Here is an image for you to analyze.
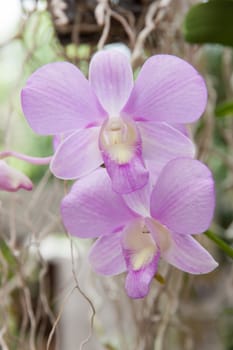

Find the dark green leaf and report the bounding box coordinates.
[183,1,233,47]
[215,101,233,117]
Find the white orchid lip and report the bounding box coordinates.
[123,218,158,271]
[132,229,157,270]
[99,117,138,164]
[126,218,172,271]
[123,217,172,272]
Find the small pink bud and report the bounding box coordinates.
[0,160,33,192]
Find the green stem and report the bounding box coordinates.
[204,230,233,259]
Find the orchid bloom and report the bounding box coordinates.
[61,158,218,299]
[0,160,33,192]
[21,51,206,193]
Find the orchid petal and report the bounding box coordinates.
[89,232,126,275]
[150,158,215,235]
[61,168,137,238]
[171,123,189,136]
[122,181,151,217]
[50,127,102,179]
[21,62,106,135]
[123,55,207,123]
[53,131,73,151]
[122,219,159,298]
[89,50,133,115]
[163,233,218,274]
[138,122,195,184]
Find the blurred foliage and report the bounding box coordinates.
[204,45,227,103]
[184,0,233,246]
[0,239,17,280]
[215,101,233,118]
[183,1,233,47]
[219,308,233,350]
[205,231,233,259]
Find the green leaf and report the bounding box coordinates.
[215,101,233,117]
[0,240,17,267]
[204,230,233,259]
[183,1,233,47]
[0,240,18,281]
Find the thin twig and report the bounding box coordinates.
[46,286,77,350]
[62,180,96,350]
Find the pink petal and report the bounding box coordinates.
[89,50,133,115]
[21,62,106,135]
[123,55,207,123]
[171,123,189,136]
[102,148,149,194]
[50,127,102,179]
[150,158,215,235]
[162,233,218,274]
[122,181,151,217]
[61,168,137,238]
[0,160,33,192]
[89,232,126,275]
[121,219,160,299]
[53,131,73,151]
[138,122,195,184]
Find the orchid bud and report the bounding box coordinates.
[0,160,33,192]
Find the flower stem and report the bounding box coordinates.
[0,151,52,165]
[204,230,233,259]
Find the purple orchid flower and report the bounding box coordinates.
[21,51,206,193]
[61,157,218,299]
[0,160,33,192]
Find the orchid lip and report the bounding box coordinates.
[124,217,173,272]
[122,209,176,272]
[123,218,158,271]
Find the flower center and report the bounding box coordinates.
[132,230,157,270]
[99,117,138,164]
[123,219,158,271]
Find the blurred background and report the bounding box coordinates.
[0,0,233,349]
